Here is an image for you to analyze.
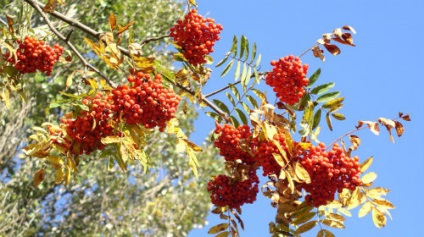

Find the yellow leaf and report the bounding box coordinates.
[323,229,335,237]
[208,223,229,234]
[326,212,345,222]
[215,231,229,237]
[295,161,311,184]
[183,139,202,152]
[188,0,197,6]
[55,169,65,184]
[118,21,135,35]
[272,153,286,168]
[361,172,377,185]
[372,208,387,228]
[47,156,63,169]
[109,12,117,31]
[360,156,373,172]
[131,55,155,73]
[294,221,317,234]
[33,169,46,187]
[367,187,390,199]
[373,199,395,209]
[358,202,372,218]
[101,136,123,144]
[348,135,360,152]
[320,219,345,229]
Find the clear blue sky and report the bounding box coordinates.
[188,0,424,236]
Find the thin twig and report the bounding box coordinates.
[0,18,8,27]
[24,0,115,87]
[140,35,170,46]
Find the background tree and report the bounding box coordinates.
[0,1,222,236]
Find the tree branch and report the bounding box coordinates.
[24,0,115,87]
[26,0,229,121]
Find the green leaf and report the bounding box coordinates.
[297,93,311,111]
[316,92,341,103]
[255,54,262,67]
[310,82,335,95]
[323,97,344,109]
[212,99,231,115]
[215,53,230,67]
[231,35,238,56]
[228,83,240,100]
[240,35,247,59]
[326,112,333,131]
[220,59,234,78]
[225,92,236,106]
[240,63,247,84]
[302,101,314,126]
[250,42,257,64]
[246,95,259,109]
[230,116,240,128]
[241,102,251,114]
[206,111,221,121]
[307,68,321,87]
[332,113,346,120]
[234,61,241,80]
[49,102,61,109]
[312,109,322,130]
[235,108,248,124]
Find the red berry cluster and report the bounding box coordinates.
[55,92,114,155]
[300,143,361,207]
[207,169,259,209]
[4,36,63,76]
[265,55,309,105]
[253,134,290,176]
[214,124,255,165]
[170,9,223,66]
[111,72,180,132]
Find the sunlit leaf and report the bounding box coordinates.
[371,208,386,228]
[361,172,377,184]
[206,111,222,122]
[230,116,240,128]
[367,187,390,199]
[239,35,247,59]
[358,202,372,218]
[228,83,240,100]
[295,161,311,184]
[322,97,344,109]
[360,156,373,173]
[234,61,241,80]
[246,95,258,109]
[292,211,316,225]
[342,25,357,34]
[226,92,236,106]
[321,219,344,229]
[357,121,380,135]
[373,199,395,209]
[348,135,360,151]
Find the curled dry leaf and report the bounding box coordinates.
[323,43,341,56]
[312,45,325,61]
[342,25,357,34]
[34,168,46,187]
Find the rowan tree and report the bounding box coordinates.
[0,1,411,237]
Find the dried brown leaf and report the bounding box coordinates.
[109,12,117,31]
[323,43,341,56]
[342,25,357,34]
[312,45,325,61]
[371,208,386,228]
[394,121,404,137]
[34,168,46,187]
[208,223,229,234]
